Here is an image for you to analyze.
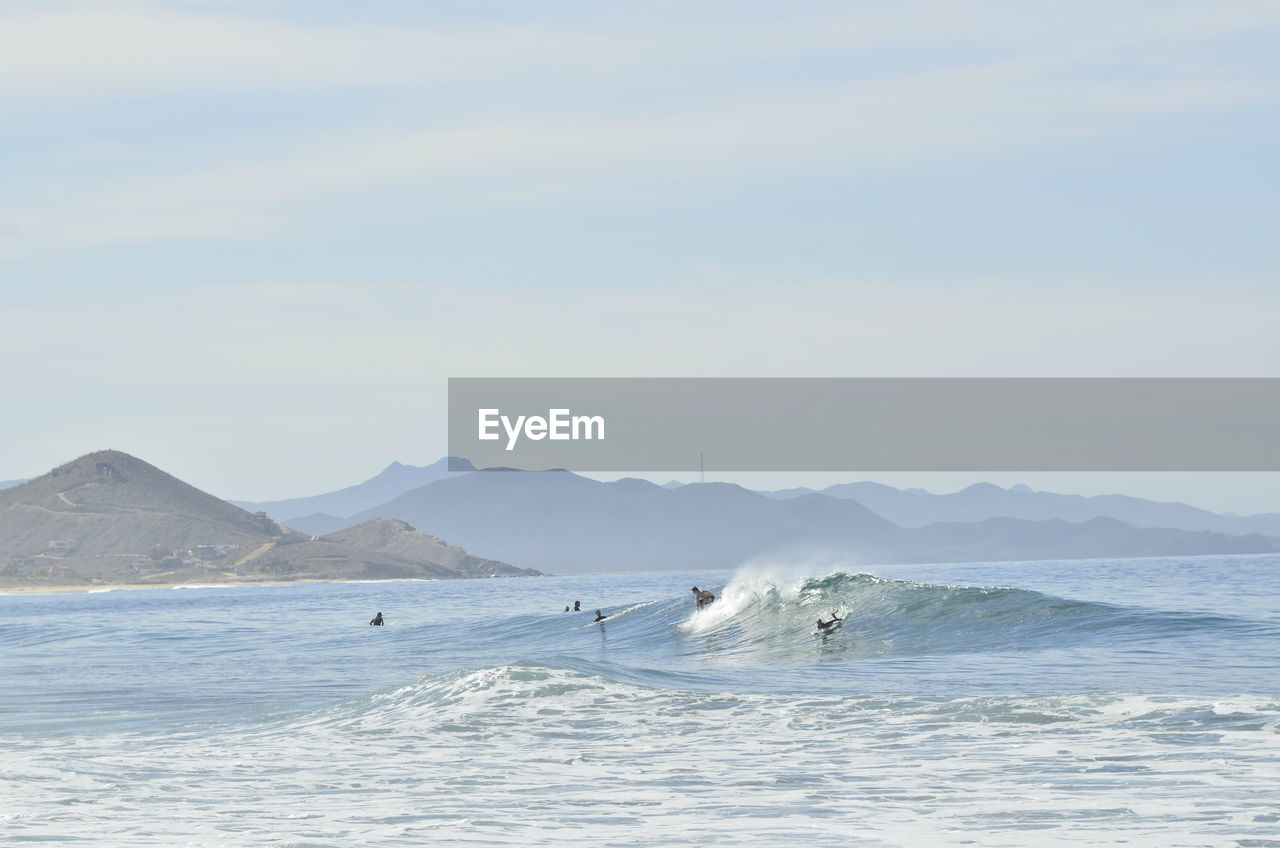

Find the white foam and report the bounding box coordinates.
[678,558,866,634]
[168,584,246,590]
[4,689,1278,847]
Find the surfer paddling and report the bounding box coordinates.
[369,612,384,626]
[594,609,607,622]
[816,612,842,630]
[691,586,715,610]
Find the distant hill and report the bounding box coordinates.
[233,457,474,525]
[0,451,535,589]
[761,480,1280,537]
[349,472,902,572]
[0,450,292,557]
[270,459,1280,540]
[244,519,539,582]
[901,515,1273,563]
[0,479,26,491]
[325,518,537,577]
[276,512,350,536]
[343,469,1276,573]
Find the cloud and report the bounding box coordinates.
[4,58,1273,251]
[2,2,1276,100]
[0,7,564,98]
[1,2,1276,252]
[10,3,1274,106]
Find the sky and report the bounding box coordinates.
[3,1,1279,513]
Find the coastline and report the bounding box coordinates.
[0,576,458,596]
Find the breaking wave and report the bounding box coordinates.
[408,566,1260,684]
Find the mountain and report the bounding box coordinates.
[233,457,474,525]
[249,519,540,581]
[0,479,26,491]
[343,469,1276,573]
[275,512,351,536]
[903,515,1273,563]
[758,486,820,499]
[344,471,898,572]
[265,459,1280,539]
[323,518,538,577]
[0,451,535,588]
[0,450,291,557]
[788,481,1280,536]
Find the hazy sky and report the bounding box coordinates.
[3,1,1279,512]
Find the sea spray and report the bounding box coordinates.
[672,563,1259,668]
[677,555,865,635]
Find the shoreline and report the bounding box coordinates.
[0,574,551,597]
[0,579,326,596]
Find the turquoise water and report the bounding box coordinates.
[2,555,1279,845]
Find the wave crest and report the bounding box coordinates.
[675,566,1239,659]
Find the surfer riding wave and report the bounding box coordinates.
[692,586,716,610]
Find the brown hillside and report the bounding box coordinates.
[0,451,539,588]
[0,450,292,560]
[322,519,540,577]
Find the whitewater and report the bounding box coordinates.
[2,554,1278,846]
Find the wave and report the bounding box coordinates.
[678,568,1253,658]
[9,656,1279,848]
[283,661,1280,744]
[433,567,1257,674]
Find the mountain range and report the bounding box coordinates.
[332,471,1274,572]
[4,452,1276,583]
[0,451,536,589]
[230,460,1278,573]
[760,481,1280,537]
[241,459,1280,543]
[231,457,473,530]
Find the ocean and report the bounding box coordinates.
[2,554,1278,846]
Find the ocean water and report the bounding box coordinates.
[2,554,1279,846]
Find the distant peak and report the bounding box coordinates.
[50,449,152,479]
[72,448,139,465]
[378,457,475,475]
[609,477,660,491]
[359,517,415,532]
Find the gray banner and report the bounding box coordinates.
[447,378,1280,472]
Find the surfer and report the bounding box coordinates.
[369,612,384,626]
[691,586,715,610]
[574,601,581,612]
[594,609,607,622]
[816,612,842,630]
